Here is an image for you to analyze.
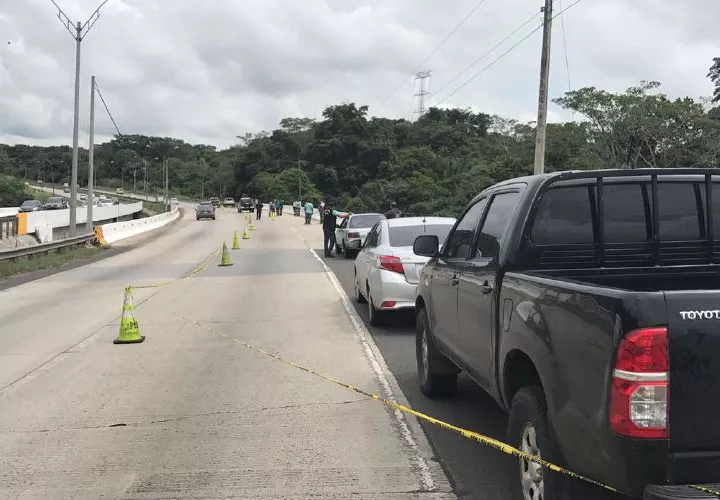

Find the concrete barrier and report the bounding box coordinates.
[18,202,143,243]
[0,208,18,217]
[100,207,180,245]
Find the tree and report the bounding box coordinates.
[709,57,720,103]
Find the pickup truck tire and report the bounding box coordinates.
[508,386,570,500]
[416,308,458,398]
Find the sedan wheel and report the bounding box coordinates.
[367,289,381,326]
[354,274,366,303]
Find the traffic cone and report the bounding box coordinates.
[114,286,145,344]
[242,227,250,239]
[232,231,241,250]
[219,242,233,266]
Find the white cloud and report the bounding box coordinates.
[0,0,718,149]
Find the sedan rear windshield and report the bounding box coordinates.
[389,224,453,247]
[349,215,383,228]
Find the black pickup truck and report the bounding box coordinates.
[413,169,720,500]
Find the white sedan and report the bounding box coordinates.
[353,216,456,325]
[335,212,385,258]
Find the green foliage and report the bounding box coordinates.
[3,81,719,217]
[0,174,27,206]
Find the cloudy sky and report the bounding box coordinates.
[1,0,718,149]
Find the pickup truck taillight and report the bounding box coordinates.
[610,327,669,439]
[378,255,404,274]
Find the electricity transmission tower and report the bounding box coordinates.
[49,0,109,236]
[414,70,432,120]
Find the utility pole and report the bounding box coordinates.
[50,0,109,236]
[414,70,432,120]
[87,75,96,233]
[533,0,553,175]
[164,158,169,212]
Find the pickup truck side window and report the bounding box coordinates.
[531,187,594,244]
[442,198,487,260]
[473,192,521,263]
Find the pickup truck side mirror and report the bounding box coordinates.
[414,234,439,258]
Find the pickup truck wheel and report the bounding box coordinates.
[416,308,458,398]
[508,386,569,500]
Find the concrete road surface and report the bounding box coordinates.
[0,207,454,499]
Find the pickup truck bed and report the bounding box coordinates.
[413,169,720,499]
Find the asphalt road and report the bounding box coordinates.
[0,208,453,499]
[320,248,628,500]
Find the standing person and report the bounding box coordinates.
[319,200,325,222]
[255,199,263,220]
[384,201,402,219]
[276,198,282,216]
[322,202,351,258]
[304,200,314,225]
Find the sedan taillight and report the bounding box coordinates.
[348,232,360,239]
[378,255,404,274]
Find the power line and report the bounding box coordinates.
[379,0,490,106]
[558,0,575,120]
[433,11,540,99]
[435,0,583,107]
[93,78,122,136]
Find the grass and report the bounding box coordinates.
[0,245,103,279]
[27,187,51,203]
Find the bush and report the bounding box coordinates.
[0,175,28,206]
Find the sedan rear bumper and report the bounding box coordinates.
[644,484,720,499]
[372,270,417,310]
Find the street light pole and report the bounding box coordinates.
[49,0,109,236]
[87,75,96,233]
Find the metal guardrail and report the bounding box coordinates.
[0,233,96,262]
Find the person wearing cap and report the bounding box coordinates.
[384,201,402,219]
[322,201,351,258]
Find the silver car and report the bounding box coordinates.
[335,213,385,258]
[353,216,456,325]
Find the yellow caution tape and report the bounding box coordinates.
[115,240,717,499]
[178,315,622,494]
[126,248,219,291]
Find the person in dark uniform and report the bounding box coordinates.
[384,201,402,219]
[255,199,263,220]
[322,202,351,258]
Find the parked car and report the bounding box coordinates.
[116,187,124,195]
[412,168,720,500]
[97,198,114,207]
[18,200,44,213]
[223,197,235,207]
[170,197,179,205]
[209,197,221,208]
[336,213,385,258]
[43,196,68,210]
[238,197,254,212]
[196,203,216,220]
[354,216,455,325]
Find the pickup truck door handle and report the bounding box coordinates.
[480,281,493,294]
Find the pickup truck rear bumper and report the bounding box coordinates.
[644,484,720,499]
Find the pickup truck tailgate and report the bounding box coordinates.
[666,291,720,483]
